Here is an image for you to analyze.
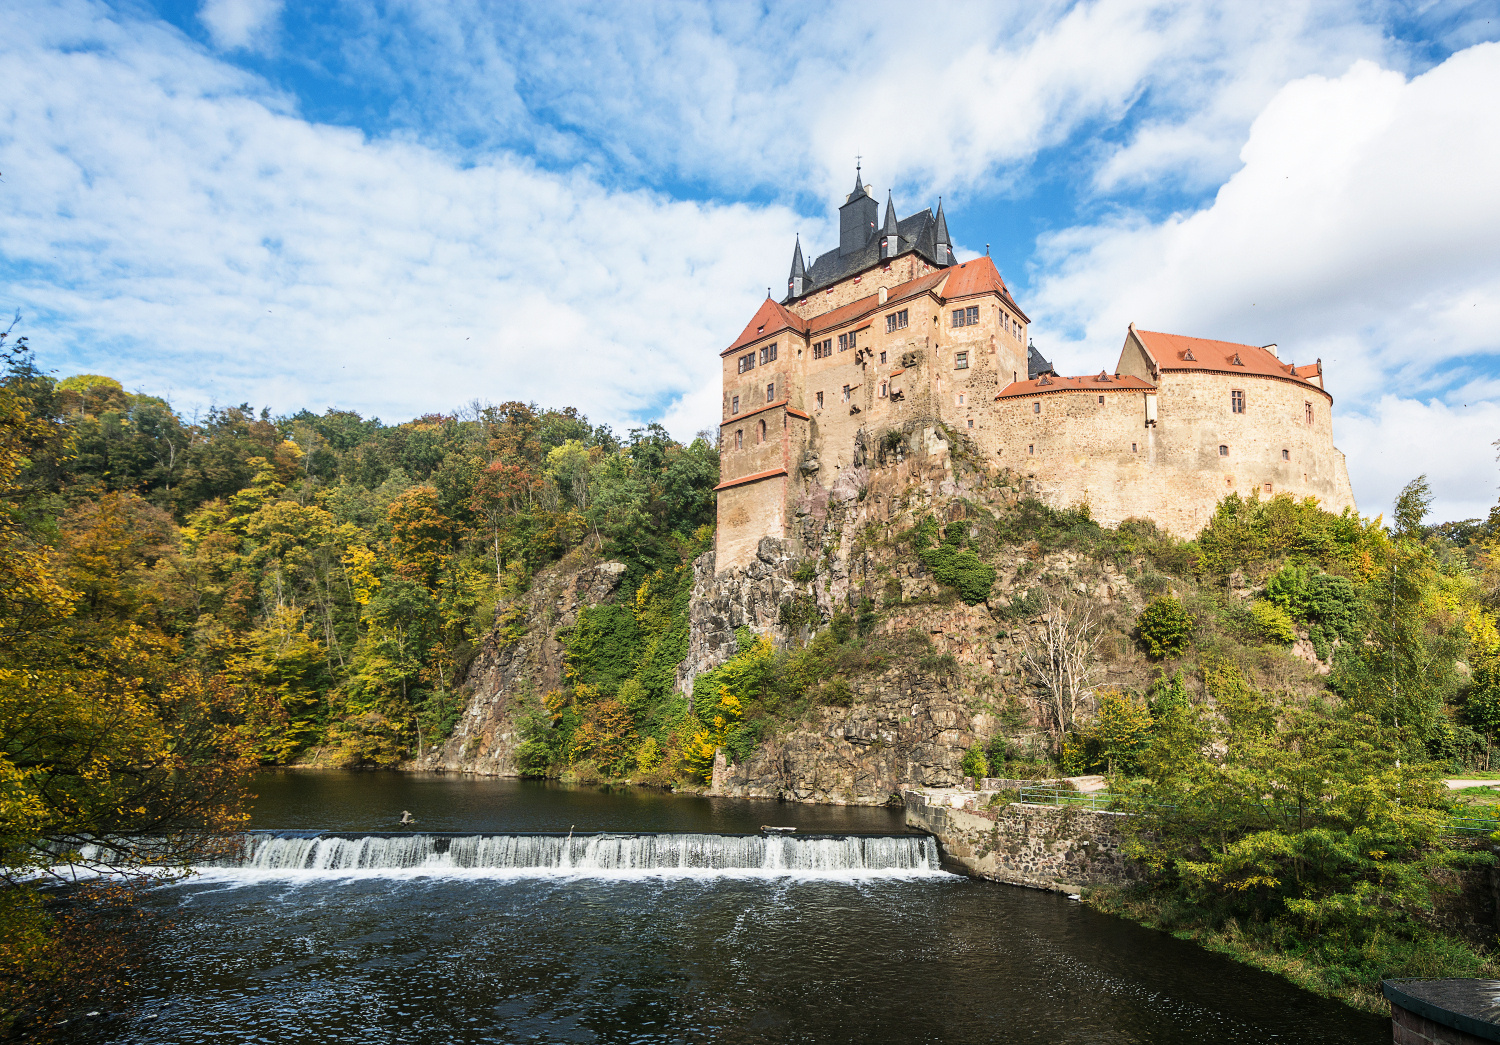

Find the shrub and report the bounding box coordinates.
[960,743,990,781]
[1136,596,1194,659]
[1248,600,1296,645]
[914,518,996,604]
[1063,690,1153,775]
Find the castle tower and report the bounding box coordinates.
[787,237,807,299]
[838,168,878,256]
[880,191,900,260]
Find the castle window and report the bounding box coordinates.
[1219,445,1229,456]
[1132,443,1137,453]
[885,309,909,333]
[758,419,766,443]
[735,429,743,450]
[1263,483,1272,495]
[880,351,887,365]
[738,353,755,374]
[1305,401,1314,425]
[839,332,853,352]
[1098,396,1104,404]
[760,343,778,365]
[954,351,969,369]
[952,309,966,327]
[1032,402,1040,414]
[966,306,979,326]
[1282,449,1290,460]
[958,394,965,405]
[1231,389,1245,413]
[880,383,887,398]
[731,396,739,414]
[816,339,833,359]
[842,385,851,403]
[766,382,775,402]
[816,391,824,408]
[1028,444,1034,454]
[967,419,973,429]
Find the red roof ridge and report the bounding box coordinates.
[724,298,807,355]
[996,373,1155,399]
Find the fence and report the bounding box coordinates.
[1012,787,1500,838]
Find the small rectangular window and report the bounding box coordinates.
[816,391,823,408]
[738,353,755,374]
[1218,445,1229,456]
[1305,402,1314,425]
[1282,448,1290,460]
[885,309,908,333]
[766,382,775,402]
[1032,402,1040,414]
[879,351,886,364]
[760,343,778,365]
[951,309,966,327]
[1263,483,1272,495]
[958,394,965,405]
[839,333,851,352]
[735,429,743,450]
[1098,395,1104,404]
[1131,443,1137,453]
[879,383,887,398]
[731,396,739,414]
[842,385,851,402]
[1028,444,1034,454]
[954,351,969,369]
[1231,389,1245,413]
[967,419,973,429]
[966,306,978,325]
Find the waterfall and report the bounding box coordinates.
[203,832,945,878]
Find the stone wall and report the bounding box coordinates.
[904,787,1139,891]
[980,368,1355,537]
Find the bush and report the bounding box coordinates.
[1136,596,1194,659]
[914,518,996,604]
[1248,600,1296,645]
[960,743,990,781]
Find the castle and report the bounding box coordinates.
[713,169,1356,572]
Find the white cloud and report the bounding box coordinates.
[1336,398,1500,524]
[199,0,283,52]
[1028,45,1500,519]
[0,4,807,441]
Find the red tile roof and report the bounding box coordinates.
[1134,329,1317,387]
[723,298,808,355]
[713,466,788,492]
[939,257,1029,321]
[997,373,1155,399]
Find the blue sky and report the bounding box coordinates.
[3,1,1500,521]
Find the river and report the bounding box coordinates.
[82,770,1385,1044]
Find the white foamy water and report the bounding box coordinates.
[187,831,949,880]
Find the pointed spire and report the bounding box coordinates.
[787,235,807,297]
[846,162,869,203]
[880,190,900,259]
[933,197,951,265]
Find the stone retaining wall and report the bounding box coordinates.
[904,787,1139,891]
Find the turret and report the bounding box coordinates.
[880,191,900,260]
[933,198,952,266]
[787,236,807,298]
[838,166,878,256]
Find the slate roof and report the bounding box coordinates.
[788,205,951,302]
[1027,341,1053,380]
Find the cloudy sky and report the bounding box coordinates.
[3,1,1499,522]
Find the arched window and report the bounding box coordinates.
[1218,445,1229,456]
[735,429,743,450]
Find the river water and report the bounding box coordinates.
[83,770,1385,1044]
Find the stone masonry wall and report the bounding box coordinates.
[905,788,1140,891]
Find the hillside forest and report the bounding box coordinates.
[11,330,1500,1023]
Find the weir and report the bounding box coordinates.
[207,831,943,875]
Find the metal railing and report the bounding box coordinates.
[1014,786,1113,811]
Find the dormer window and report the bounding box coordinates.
[738,352,756,374]
[757,325,764,334]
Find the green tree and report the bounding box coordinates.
[1136,595,1194,659]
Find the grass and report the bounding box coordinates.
[1087,886,1500,1014]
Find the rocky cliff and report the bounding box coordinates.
[422,420,1189,802]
